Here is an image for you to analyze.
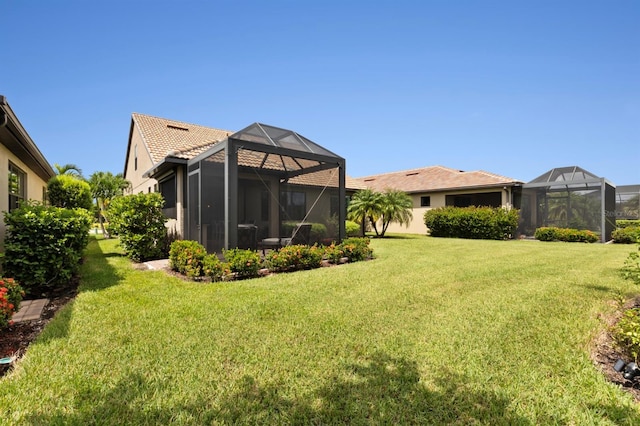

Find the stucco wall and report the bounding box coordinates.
[0,143,49,245]
[125,127,156,195]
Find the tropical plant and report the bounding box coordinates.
[379,189,413,237]
[0,278,24,329]
[53,163,84,179]
[89,171,131,237]
[347,189,383,236]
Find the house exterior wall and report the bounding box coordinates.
[0,143,49,246]
[124,126,156,195]
[381,187,512,235]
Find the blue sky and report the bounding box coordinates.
[3,0,639,185]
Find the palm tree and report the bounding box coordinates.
[54,163,84,179]
[347,189,384,237]
[89,171,131,237]
[379,189,413,237]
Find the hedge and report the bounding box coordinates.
[424,206,519,240]
[534,227,599,243]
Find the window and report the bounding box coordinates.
[420,196,431,207]
[281,190,306,220]
[134,144,138,171]
[159,175,177,219]
[446,192,501,208]
[8,162,26,211]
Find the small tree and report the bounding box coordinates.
[54,163,84,179]
[89,171,131,238]
[108,193,168,262]
[379,189,413,237]
[47,174,93,210]
[347,189,383,236]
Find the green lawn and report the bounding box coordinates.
[1,235,639,424]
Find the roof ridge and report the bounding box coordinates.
[357,165,452,179]
[131,112,233,134]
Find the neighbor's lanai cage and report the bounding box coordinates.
[185,123,346,253]
[615,185,640,221]
[517,166,616,242]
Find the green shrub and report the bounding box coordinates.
[617,220,640,229]
[1,203,92,294]
[424,206,519,240]
[223,248,262,278]
[169,240,207,278]
[613,307,640,362]
[534,227,599,243]
[203,254,229,282]
[612,226,640,244]
[47,175,93,210]
[345,220,360,237]
[108,193,168,262]
[339,237,374,262]
[0,278,24,329]
[266,244,323,272]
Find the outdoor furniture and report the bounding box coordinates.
[237,224,258,250]
[260,223,312,255]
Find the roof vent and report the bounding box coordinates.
[167,124,189,131]
[406,172,419,176]
[364,178,375,182]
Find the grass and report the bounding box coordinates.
[1,235,639,424]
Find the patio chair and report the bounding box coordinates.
[260,223,312,255]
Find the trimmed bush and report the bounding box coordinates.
[612,226,640,244]
[203,254,229,282]
[617,220,640,229]
[266,244,323,272]
[108,193,168,262]
[534,227,599,243]
[1,203,92,293]
[0,278,24,329]
[345,220,360,237]
[169,240,207,278]
[47,175,93,210]
[424,206,519,240]
[223,248,261,278]
[323,237,374,263]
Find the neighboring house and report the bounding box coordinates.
[0,96,56,246]
[354,165,523,234]
[124,114,356,252]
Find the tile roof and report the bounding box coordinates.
[131,113,364,190]
[354,165,523,193]
[132,113,232,163]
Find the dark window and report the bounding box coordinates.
[420,196,431,207]
[159,175,177,219]
[446,192,501,208]
[281,190,306,221]
[8,162,26,211]
[134,144,138,171]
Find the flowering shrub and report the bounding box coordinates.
[0,278,24,329]
[223,248,262,278]
[266,244,323,272]
[169,240,207,279]
[339,237,373,262]
[612,226,640,244]
[203,254,230,282]
[534,227,599,243]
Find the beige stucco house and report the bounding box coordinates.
[123,113,361,251]
[0,96,56,245]
[354,166,523,234]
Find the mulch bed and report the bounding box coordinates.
[2,271,640,404]
[0,278,79,377]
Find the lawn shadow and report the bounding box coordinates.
[212,352,533,424]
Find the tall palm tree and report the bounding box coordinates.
[89,171,131,237]
[347,189,384,237]
[379,189,413,237]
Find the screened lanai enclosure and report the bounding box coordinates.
[186,123,346,253]
[517,166,616,242]
[615,185,640,220]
